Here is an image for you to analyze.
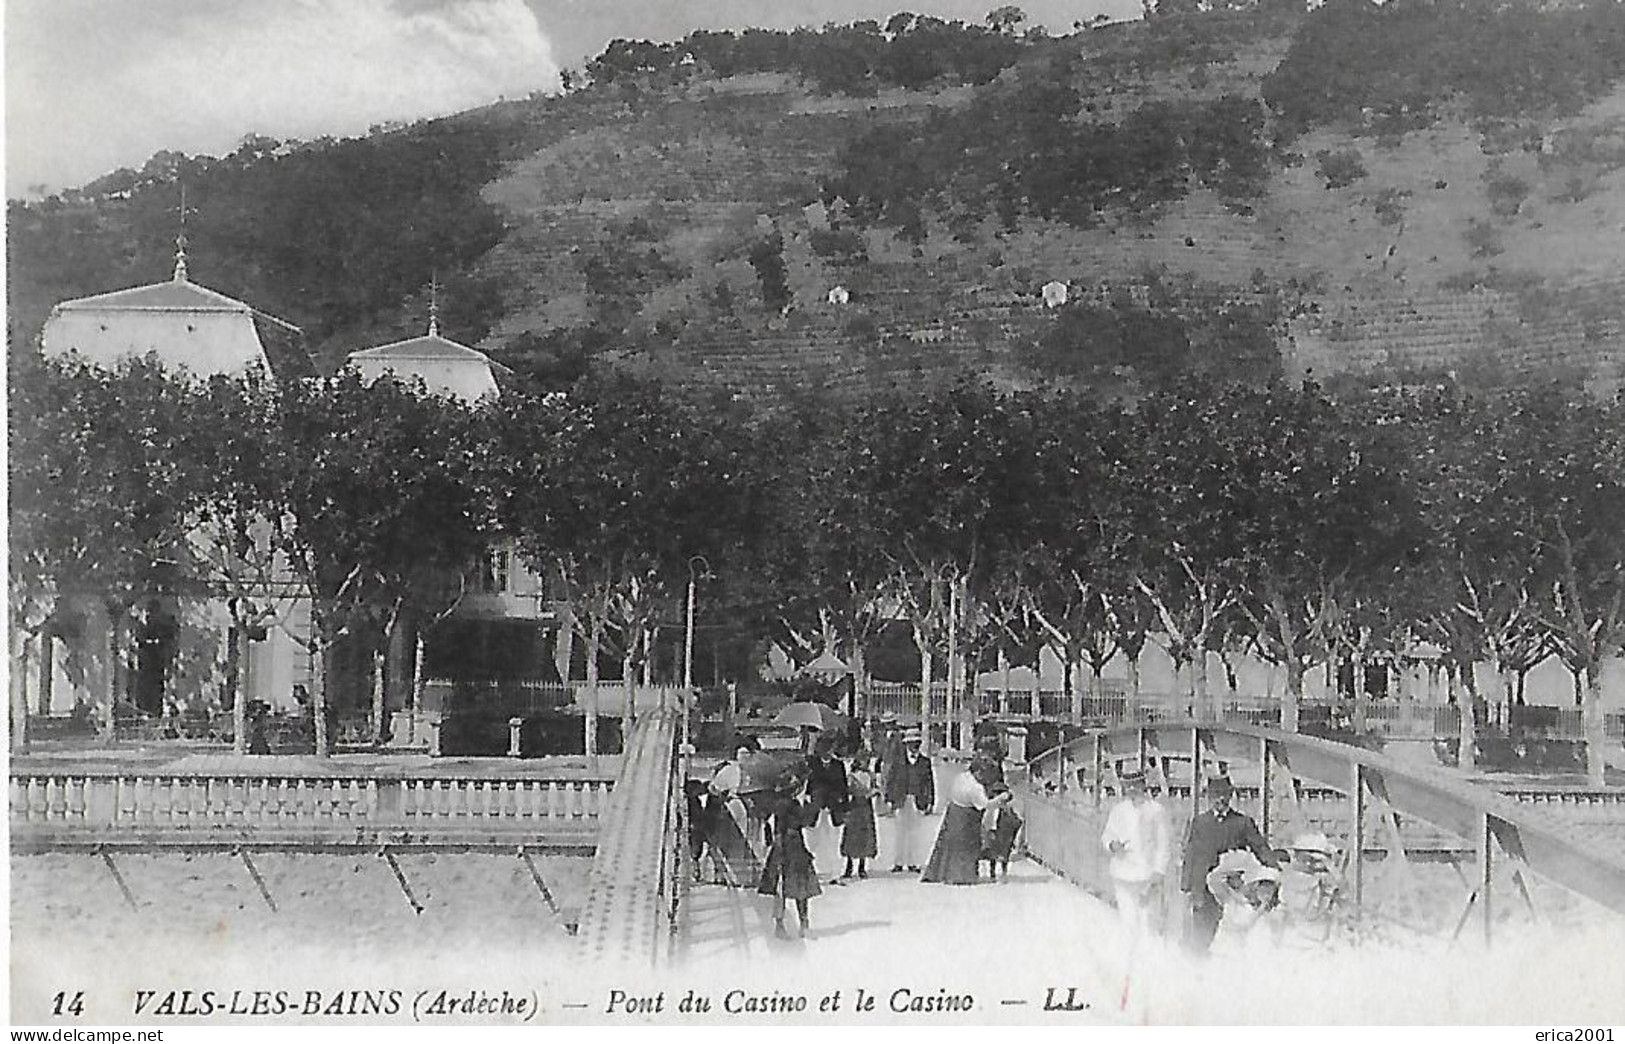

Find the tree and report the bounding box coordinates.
[8,354,210,744]
[1120,385,1252,718]
[750,393,892,713]
[1019,393,1139,713]
[1231,383,1420,732]
[271,373,492,754]
[987,6,1027,34]
[496,376,761,754]
[1522,391,1625,785]
[846,381,1033,747]
[1380,388,1566,770]
[185,373,296,753]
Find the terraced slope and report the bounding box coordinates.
[11,12,1625,399]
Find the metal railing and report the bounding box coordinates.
[869,682,950,719]
[575,707,684,967]
[1018,720,1625,943]
[866,683,1624,742]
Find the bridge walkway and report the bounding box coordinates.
[652,724,1625,1023]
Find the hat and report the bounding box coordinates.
[1288,831,1336,857]
[1215,849,1263,876]
[1206,775,1235,797]
[902,729,922,744]
[1244,864,1281,885]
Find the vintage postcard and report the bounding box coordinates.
[6,0,1625,1033]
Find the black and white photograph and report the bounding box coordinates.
[5,0,1625,1031]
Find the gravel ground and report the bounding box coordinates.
[10,850,592,1023]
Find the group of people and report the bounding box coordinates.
[1102,768,1346,954]
[693,727,1343,949]
[692,727,1024,940]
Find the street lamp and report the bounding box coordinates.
[683,555,710,761]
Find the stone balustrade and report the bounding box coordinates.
[10,771,613,839]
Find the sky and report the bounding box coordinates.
[3,0,1136,199]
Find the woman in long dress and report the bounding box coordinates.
[922,756,1011,885]
[705,746,761,884]
[757,769,822,938]
[840,754,879,879]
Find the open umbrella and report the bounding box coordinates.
[773,701,846,732]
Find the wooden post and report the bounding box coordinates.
[10,625,30,753]
[238,848,278,912]
[231,625,248,756]
[1092,732,1104,810]
[946,580,959,751]
[1190,727,1203,822]
[41,634,55,716]
[998,648,1011,718]
[584,614,601,762]
[1481,813,1494,947]
[410,633,425,743]
[1352,763,1366,923]
[1260,737,1272,840]
[920,649,933,754]
[1138,726,1149,774]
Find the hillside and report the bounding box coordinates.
[9,2,1625,400]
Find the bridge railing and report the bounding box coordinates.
[1018,720,1625,943]
[575,708,684,968]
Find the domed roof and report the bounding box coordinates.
[43,265,311,379]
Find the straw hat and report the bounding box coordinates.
[1288,831,1336,857]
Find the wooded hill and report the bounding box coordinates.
[9,0,1625,400]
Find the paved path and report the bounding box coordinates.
[674,796,1625,1024]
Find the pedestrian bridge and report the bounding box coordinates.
[12,714,1625,1022]
[571,711,1625,1022]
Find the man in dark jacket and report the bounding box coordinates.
[883,730,935,872]
[1180,775,1277,953]
[805,738,850,881]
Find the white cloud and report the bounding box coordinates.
[5,0,559,196]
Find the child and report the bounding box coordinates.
[1279,831,1343,942]
[757,768,822,939]
[841,754,879,880]
[981,783,1023,880]
[684,778,713,882]
[1205,849,1284,952]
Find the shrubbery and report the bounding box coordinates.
[1264,0,1625,136]
[1315,147,1367,189]
[9,120,523,357]
[828,86,1271,235]
[589,16,1026,96]
[746,233,792,311]
[1024,277,1283,385]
